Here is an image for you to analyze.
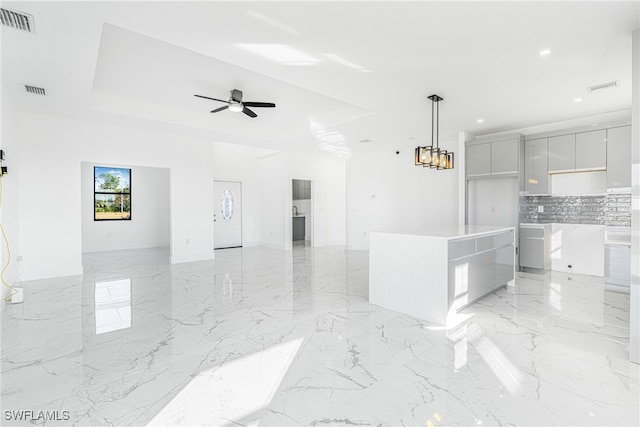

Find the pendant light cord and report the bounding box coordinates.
[0,175,18,302]
[432,97,436,148]
[436,99,439,150]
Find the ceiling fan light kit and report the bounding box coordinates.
[194,89,276,118]
[415,94,454,170]
[228,102,243,113]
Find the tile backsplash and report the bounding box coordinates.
[520,193,631,227]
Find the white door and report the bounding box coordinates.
[214,181,242,249]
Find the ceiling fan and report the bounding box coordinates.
[194,89,276,118]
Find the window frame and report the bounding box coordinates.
[93,166,132,221]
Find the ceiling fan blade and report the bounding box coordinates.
[242,107,257,118]
[194,94,229,103]
[231,89,243,103]
[210,105,229,113]
[243,102,276,108]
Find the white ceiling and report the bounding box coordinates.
[1,1,638,154]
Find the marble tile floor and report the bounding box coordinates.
[1,245,638,426]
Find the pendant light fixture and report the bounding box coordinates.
[414,94,454,170]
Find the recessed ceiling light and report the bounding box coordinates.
[359,138,372,143]
[408,137,416,140]
[574,98,583,103]
[476,119,484,124]
[539,49,551,56]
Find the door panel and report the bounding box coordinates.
[575,129,606,170]
[214,181,242,249]
[491,139,519,174]
[548,134,575,172]
[606,126,632,188]
[466,143,491,176]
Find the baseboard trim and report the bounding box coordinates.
[23,265,84,281]
[170,252,215,264]
[259,242,286,250]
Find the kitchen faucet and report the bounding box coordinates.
[292,205,298,215]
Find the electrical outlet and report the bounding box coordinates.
[185,238,190,245]
[537,205,544,213]
[16,255,23,262]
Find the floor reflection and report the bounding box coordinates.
[0,247,637,427]
[95,278,131,335]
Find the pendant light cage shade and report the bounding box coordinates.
[414,94,454,170]
[415,146,433,166]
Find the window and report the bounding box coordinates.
[94,166,131,220]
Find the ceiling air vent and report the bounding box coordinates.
[25,85,46,96]
[0,8,35,33]
[587,81,619,94]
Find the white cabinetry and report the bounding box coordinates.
[548,134,576,173]
[519,224,551,271]
[292,179,311,200]
[466,143,491,177]
[369,227,515,326]
[547,130,606,173]
[576,130,606,170]
[466,137,520,178]
[606,126,632,189]
[524,138,549,195]
[491,139,519,174]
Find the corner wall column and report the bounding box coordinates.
[630,28,639,364]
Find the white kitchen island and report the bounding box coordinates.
[369,225,515,326]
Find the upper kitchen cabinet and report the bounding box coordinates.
[547,134,575,173]
[466,136,520,178]
[292,180,299,200]
[606,126,632,189]
[491,139,519,174]
[303,181,311,198]
[524,138,549,195]
[575,129,606,171]
[548,130,607,173]
[466,142,491,177]
[292,179,311,200]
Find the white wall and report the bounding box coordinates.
[630,28,639,364]
[257,151,346,250]
[258,153,287,249]
[468,177,518,227]
[213,141,274,247]
[81,162,170,252]
[345,147,459,250]
[14,112,214,280]
[285,152,346,249]
[0,84,22,303]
